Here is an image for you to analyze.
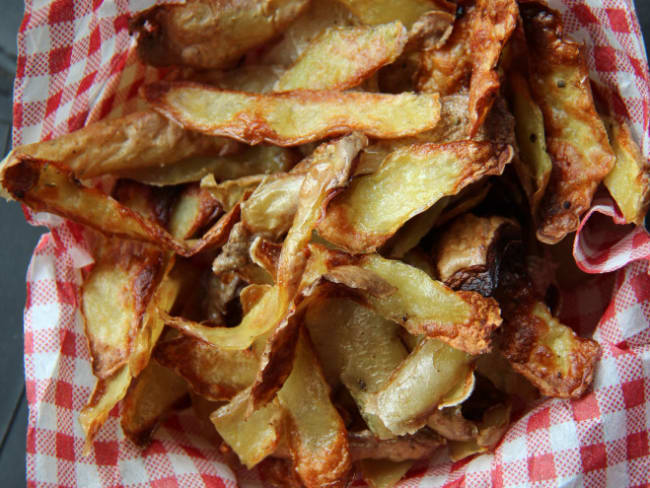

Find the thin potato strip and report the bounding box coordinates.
[278,330,351,488]
[2,110,236,179]
[155,337,258,401]
[144,82,441,145]
[508,71,552,216]
[335,0,453,28]
[604,119,650,225]
[317,141,512,253]
[167,184,219,240]
[120,145,297,187]
[80,365,131,454]
[467,0,518,136]
[520,3,615,244]
[357,254,502,355]
[131,0,310,68]
[364,339,474,436]
[1,157,194,256]
[349,429,444,461]
[273,22,408,92]
[210,387,285,469]
[121,360,189,446]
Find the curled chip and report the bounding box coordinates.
[318,141,512,253]
[130,0,310,68]
[603,119,650,225]
[520,2,615,244]
[144,82,441,145]
[121,360,189,447]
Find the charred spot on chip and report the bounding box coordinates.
[2,157,41,199]
[529,133,537,143]
[556,79,566,88]
[563,201,571,209]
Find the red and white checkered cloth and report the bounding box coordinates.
[14,0,650,486]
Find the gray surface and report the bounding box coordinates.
[0,2,648,488]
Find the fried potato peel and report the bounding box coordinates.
[144,82,441,145]
[501,300,600,399]
[120,360,189,446]
[520,3,615,244]
[210,387,285,469]
[603,119,650,225]
[318,141,512,253]
[467,0,518,136]
[508,71,553,216]
[274,22,408,92]
[82,238,165,379]
[349,429,444,462]
[277,330,351,487]
[364,339,474,436]
[155,337,258,401]
[354,253,502,355]
[1,157,193,255]
[120,144,296,187]
[335,0,453,28]
[2,110,236,179]
[79,366,131,454]
[131,0,310,69]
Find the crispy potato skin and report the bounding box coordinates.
[499,294,600,399]
[520,3,615,244]
[130,0,310,68]
[8,110,236,178]
[144,82,441,145]
[82,238,165,379]
[348,429,445,461]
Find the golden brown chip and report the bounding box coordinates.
[202,175,263,213]
[335,0,453,28]
[1,156,194,256]
[1,110,237,179]
[508,70,553,216]
[466,0,518,136]
[520,2,616,244]
[603,119,650,225]
[155,337,258,401]
[363,339,474,436]
[317,141,511,254]
[274,22,407,92]
[260,0,361,68]
[82,238,165,379]
[120,144,297,187]
[130,0,310,68]
[80,366,131,454]
[144,81,441,145]
[210,387,285,469]
[121,360,189,446]
[167,184,220,240]
[277,330,351,488]
[500,300,600,398]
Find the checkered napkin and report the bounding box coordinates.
[14,0,650,486]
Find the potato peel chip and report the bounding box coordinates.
[278,330,351,488]
[144,82,441,145]
[520,2,616,244]
[121,360,189,447]
[2,110,237,179]
[317,141,512,254]
[130,0,311,68]
[603,119,650,225]
[336,0,453,28]
[274,22,408,92]
[155,337,258,401]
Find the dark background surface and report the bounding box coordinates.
[0,1,648,486]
